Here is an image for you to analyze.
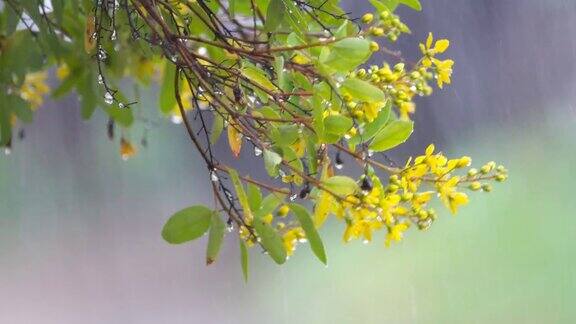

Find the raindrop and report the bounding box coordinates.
[97,74,104,85]
[210,170,219,182]
[170,115,183,124]
[289,193,298,201]
[335,152,344,169]
[368,150,374,157]
[104,92,113,105]
[118,102,124,109]
[227,223,235,233]
[97,48,107,61]
[110,30,117,41]
[254,146,263,157]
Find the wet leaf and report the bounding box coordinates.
[324,176,359,196]
[253,217,287,264]
[239,238,249,282]
[370,120,414,152]
[162,205,212,244]
[289,203,327,265]
[206,212,226,265]
[340,78,386,103]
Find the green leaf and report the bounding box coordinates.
[239,238,249,282]
[398,0,422,11]
[247,182,263,212]
[241,64,276,92]
[106,106,134,127]
[264,0,285,32]
[210,114,224,144]
[324,176,359,196]
[340,78,386,103]
[253,217,287,264]
[255,193,286,219]
[288,203,327,265]
[324,115,353,135]
[162,205,213,244]
[206,212,226,265]
[280,0,307,38]
[322,38,371,72]
[370,120,414,152]
[370,0,398,11]
[159,63,177,114]
[348,102,391,146]
[263,149,282,177]
[228,169,253,221]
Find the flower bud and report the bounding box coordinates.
[371,27,385,36]
[277,205,290,217]
[457,156,472,168]
[361,13,374,24]
[369,41,380,52]
[468,181,481,191]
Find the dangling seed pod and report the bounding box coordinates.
[107,118,114,140]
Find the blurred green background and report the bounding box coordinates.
[1,1,576,323]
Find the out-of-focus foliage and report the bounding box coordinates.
[0,0,507,280]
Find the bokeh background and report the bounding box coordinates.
[1,0,576,323]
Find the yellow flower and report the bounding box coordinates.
[19,71,50,108]
[420,32,450,55]
[385,222,409,246]
[56,64,70,80]
[433,58,454,89]
[120,138,137,161]
[437,176,469,214]
[283,227,306,256]
[262,213,274,224]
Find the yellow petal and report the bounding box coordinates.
[434,39,450,53]
[426,32,433,49]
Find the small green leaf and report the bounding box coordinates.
[247,182,263,212]
[263,149,282,177]
[210,114,224,144]
[324,176,359,196]
[206,212,225,265]
[239,238,249,282]
[264,0,285,32]
[162,205,212,244]
[288,203,327,265]
[255,193,286,219]
[324,115,353,136]
[253,217,287,264]
[370,120,414,152]
[280,0,307,38]
[398,0,422,11]
[159,63,177,114]
[370,0,398,11]
[241,64,276,92]
[228,169,253,221]
[340,78,386,103]
[323,38,371,72]
[349,102,391,146]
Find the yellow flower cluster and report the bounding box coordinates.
[19,71,50,108]
[322,144,506,247]
[350,33,453,120]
